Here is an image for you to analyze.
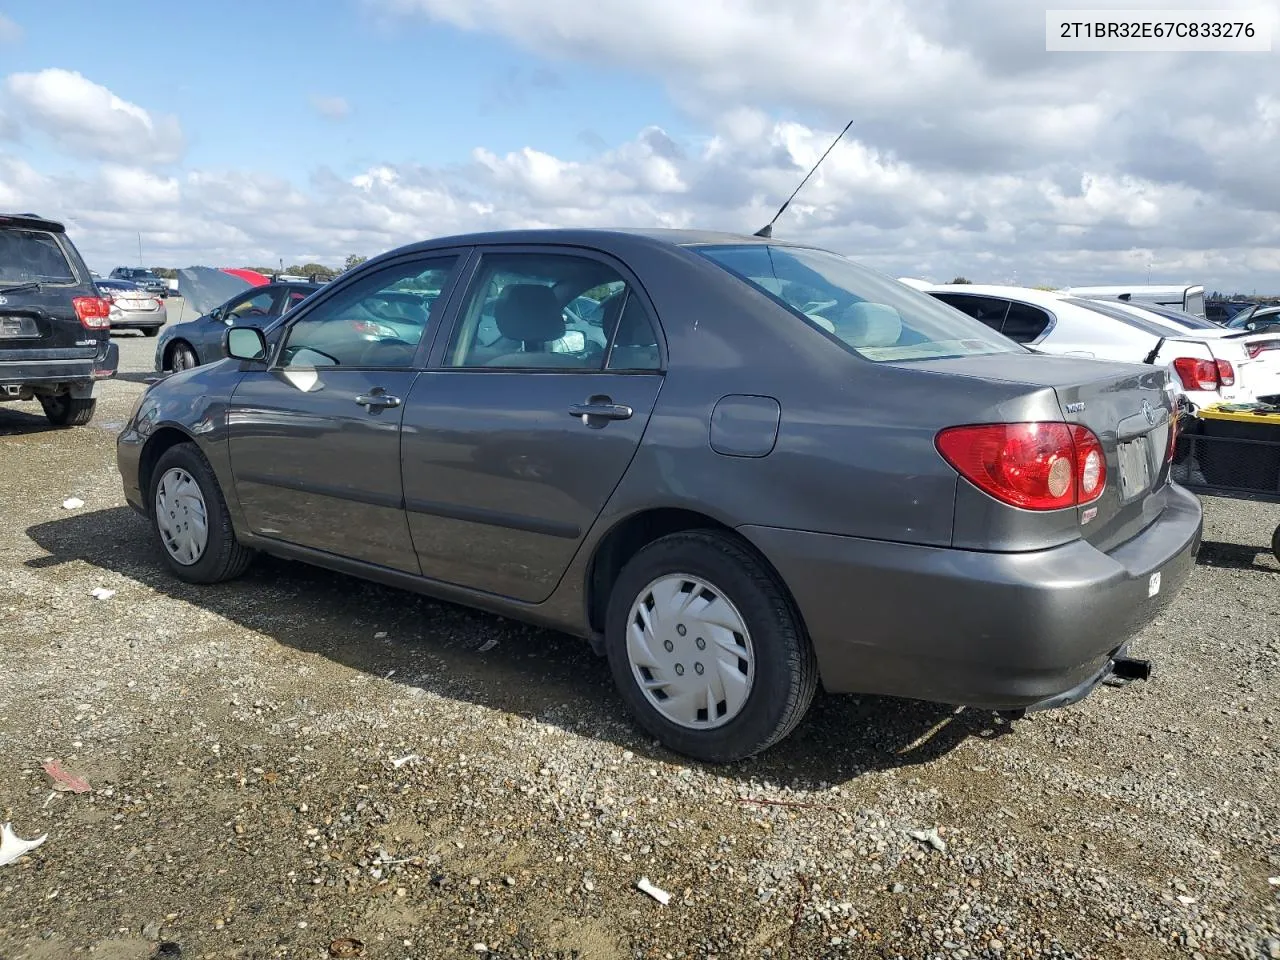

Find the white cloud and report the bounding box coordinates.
[310,95,351,120]
[5,0,1280,292]
[0,14,21,44]
[2,69,184,164]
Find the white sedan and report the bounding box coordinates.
[913,283,1280,411]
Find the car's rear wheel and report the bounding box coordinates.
[40,394,96,427]
[148,443,254,583]
[169,342,197,371]
[143,326,160,338]
[604,530,818,762]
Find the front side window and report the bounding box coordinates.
[0,230,75,284]
[225,290,277,322]
[446,252,660,370]
[697,245,1021,362]
[279,257,457,369]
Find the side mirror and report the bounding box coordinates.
[225,326,268,363]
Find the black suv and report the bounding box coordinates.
[109,266,169,298]
[1,213,120,426]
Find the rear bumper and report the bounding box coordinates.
[111,313,165,329]
[0,341,119,386]
[740,482,1203,711]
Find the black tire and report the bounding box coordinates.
[604,530,818,763]
[40,394,96,427]
[142,326,161,338]
[1272,523,1280,565]
[148,443,254,584]
[169,342,197,371]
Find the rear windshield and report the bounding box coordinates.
[1065,297,1185,337]
[696,244,1021,362]
[0,229,75,285]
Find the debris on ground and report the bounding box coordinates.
[61,497,84,510]
[41,760,91,794]
[636,876,671,906]
[0,823,48,866]
[90,586,116,601]
[389,753,419,769]
[328,937,365,957]
[476,637,499,653]
[908,826,948,853]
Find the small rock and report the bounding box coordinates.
[892,883,906,894]
[141,921,163,940]
[908,827,947,853]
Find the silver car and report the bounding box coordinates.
[95,279,166,337]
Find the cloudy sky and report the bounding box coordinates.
[1,0,1278,291]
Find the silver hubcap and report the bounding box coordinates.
[626,574,755,730]
[155,467,208,565]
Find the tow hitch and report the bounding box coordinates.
[1107,656,1152,684]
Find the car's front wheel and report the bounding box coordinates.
[604,530,818,762]
[168,342,197,371]
[40,394,96,427]
[148,443,254,583]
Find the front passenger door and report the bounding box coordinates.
[226,255,463,572]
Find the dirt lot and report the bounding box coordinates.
[1,314,1278,959]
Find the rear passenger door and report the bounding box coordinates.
[399,247,665,602]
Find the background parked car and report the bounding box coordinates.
[155,281,318,372]
[109,266,169,298]
[1227,304,1280,335]
[0,212,118,426]
[1206,300,1257,325]
[95,278,166,336]
[922,283,1280,411]
[1061,283,1207,318]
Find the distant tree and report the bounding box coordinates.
[285,262,336,280]
[243,267,276,277]
[150,267,178,280]
[949,276,971,284]
[344,254,368,272]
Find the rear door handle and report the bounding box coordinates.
[568,397,633,423]
[355,390,401,410]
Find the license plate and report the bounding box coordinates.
[0,316,37,338]
[1117,437,1152,501]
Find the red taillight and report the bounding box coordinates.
[1172,357,1219,392]
[1215,359,1235,386]
[350,319,395,337]
[935,422,1106,511]
[73,296,111,329]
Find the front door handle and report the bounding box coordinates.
[355,389,402,410]
[568,396,633,425]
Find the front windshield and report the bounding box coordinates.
[1227,305,1258,328]
[696,244,1022,362]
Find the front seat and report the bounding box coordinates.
[486,284,580,367]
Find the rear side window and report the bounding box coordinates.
[930,293,1009,331]
[698,245,1021,363]
[0,230,75,284]
[1001,302,1053,343]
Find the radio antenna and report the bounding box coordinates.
[753,119,853,239]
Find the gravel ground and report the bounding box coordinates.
[1,314,1278,959]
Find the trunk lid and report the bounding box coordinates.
[898,352,1177,551]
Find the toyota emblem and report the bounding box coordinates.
[1142,399,1155,425]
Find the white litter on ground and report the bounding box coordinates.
[636,876,671,905]
[62,498,84,510]
[0,823,47,867]
[90,587,116,601]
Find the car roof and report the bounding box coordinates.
[373,227,804,262]
[0,212,65,232]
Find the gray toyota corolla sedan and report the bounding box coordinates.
[117,229,1203,762]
